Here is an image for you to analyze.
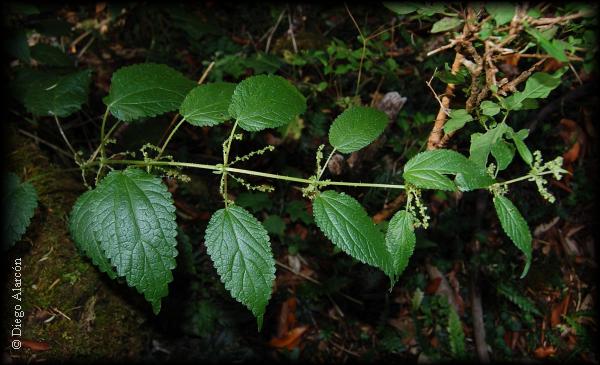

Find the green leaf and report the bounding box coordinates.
[502,70,564,110]
[312,190,393,277]
[180,82,236,127]
[6,29,30,62]
[469,122,509,169]
[263,215,286,236]
[383,2,419,15]
[480,100,501,116]
[228,74,306,132]
[417,4,446,16]
[485,3,515,25]
[235,192,272,213]
[403,150,472,191]
[69,190,117,278]
[204,205,276,329]
[3,173,38,250]
[493,195,532,278]
[431,17,463,33]
[526,27,568,62]
[491,139,515,171]
[508,129,533,166]
[385,210,416,279]
[285,201,312,225]
[444,109,473,133]
[30,43,72,67]
[521,70,565,99]
[19,69,91,117]
[454,159,495,191]
[104,63,196,122]
[91,168,178,313]
[447,305,466,358]
[329,106,388,153]
[435,64,468,84]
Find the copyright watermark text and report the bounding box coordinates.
[10,258,23,350]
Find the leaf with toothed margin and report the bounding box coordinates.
[328,106,388,153]
[3,173,38,250]
[493,195,532,278]
[228,74,306,132]
[104,63,196,122]
[180,82,236,126]
[69,189,117,279]
[403,150,472,191]
[312,190,394,279]
[90,168,178,313]
[385,210,416,280]
[204,205,276,330]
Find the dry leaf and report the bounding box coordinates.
[20,339,50,351]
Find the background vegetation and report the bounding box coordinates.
[2,2,597,363]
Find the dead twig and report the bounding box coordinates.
[498,58,546,95]
[18,129,72,159]
[264,9,286,53]
[426,53,464,150]
[275,260,363,306]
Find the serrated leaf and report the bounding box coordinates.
[385,210,416,279]
[444,109,473,133]
[403,150,472,191]
[480,100,501,116]
[526,27,568,62]
[91,168,178,313]
[69,190,117,278]
[3,173,38,250]
[312,190,393,277]
[204,205,276,329]
[485,3,515,25]
[30,43,72,67]
[329,106,388,153]
[180,82,236,126]
[491,139,515,171]
[454,159,495,191]
[20,69,91,117]
[493,195,532,278]
[469,122,509,169]
[104,63,196,122]
[431,17,463,33]
[228,74,306,132]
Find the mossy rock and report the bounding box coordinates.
[4,131,149,362]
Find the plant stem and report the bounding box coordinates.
[497,170,554,186]
[345,4,366,97]
[88,119,121,163]
[99,108,110,163]
[97,159,406,190]
[318,147,337,180]
[53,115,77,157]
[157,117,185,160]
[222,121,239,207]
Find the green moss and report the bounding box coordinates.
[5,131,149,361]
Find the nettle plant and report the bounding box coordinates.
[8,3,588,330]
[8,62,566,329]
